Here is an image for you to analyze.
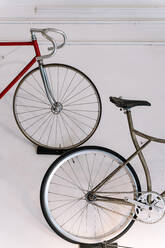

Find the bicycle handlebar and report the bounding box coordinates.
[30,28,67,60]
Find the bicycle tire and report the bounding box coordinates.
[13,64,102,150]
[40,146,141,244]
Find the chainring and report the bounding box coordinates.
[135,191,165,223]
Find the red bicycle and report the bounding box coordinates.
[0,28,102,151]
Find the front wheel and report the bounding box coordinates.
[13,64,102,151]
[40,146,141,245]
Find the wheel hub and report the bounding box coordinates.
[51,102,63,114]
[85,192,97,203]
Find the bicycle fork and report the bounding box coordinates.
[39,62,56,106]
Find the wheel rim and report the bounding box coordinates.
[41,148,140,244]
[13,64,101,150]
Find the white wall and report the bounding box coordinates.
[1,0,165,6]
[0,3,165,248]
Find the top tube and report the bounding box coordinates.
[133,129,165,144]
[0,42,34,46]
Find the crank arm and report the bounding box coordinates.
[124,197,150,210]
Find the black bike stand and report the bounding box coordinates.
[80,242,118,248]
[36,146,68,155]
[80,242,132,248]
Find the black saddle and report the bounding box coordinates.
[110,96,151,109]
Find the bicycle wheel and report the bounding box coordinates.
[13,64,101,150]
[40,146,141,244]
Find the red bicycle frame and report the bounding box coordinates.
[0,39,41,99]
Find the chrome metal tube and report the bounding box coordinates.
[39,63,56,105]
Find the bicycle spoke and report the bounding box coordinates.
[62,85,91,105]
[60,163,85,193]
[67,160,84,192]
[76,204,87,236]
[59,113,74,146]
[92,155,106,186]
[76,156,91,187]
[54,173,84,191]
[62,111,89,137]
[20,110,51,123]
[59,112,81,141]
[15,95,49,105]
[93,204,105,234]
[47,67,55,100]
[58,68,68,101]
[15,104,49,109]
[85,154,93,190]
[59,77,84,103]
[48,191,82,200]
[24,112,51,131]
[64,102,99,107]
[47,115,55,145]
[56,66,59,101]
[19,87,49,106]
[58,115,65,147]
[63,108,97,121]
[15,107,50,115]
[63,93,96,107]
[51,198,81,212]
[61,110,94,129]
[31,112,52,138]
[25,78,46,98]
[60,71,77,103]
[60,203,87,227]
[50,182,81,190]
[38,114,53,142]
[31,73,46,96]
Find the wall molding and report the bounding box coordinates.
[1,5,165,22]
[35,6,165,21]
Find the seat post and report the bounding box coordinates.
[125,110,152,192]
[125,110,134,136]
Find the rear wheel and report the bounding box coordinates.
[13,64,102,151]
[40,146,141,244]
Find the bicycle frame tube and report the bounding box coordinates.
[91,109,154,195]
[127,110,165,198]
[0,40,41,99]
[91,139,151,194]
[126,110,153,192]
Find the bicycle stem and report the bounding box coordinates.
[91,140,151,194]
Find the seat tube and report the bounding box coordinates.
[126,110,152,192]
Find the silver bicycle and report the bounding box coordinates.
[40,96,165,245]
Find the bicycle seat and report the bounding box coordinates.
[110,96,151,109]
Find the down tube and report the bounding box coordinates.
[0,57,36,99]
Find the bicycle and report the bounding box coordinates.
[40,96,165,245]
[0,28,102,151]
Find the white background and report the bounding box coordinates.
[1,2,165,248]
